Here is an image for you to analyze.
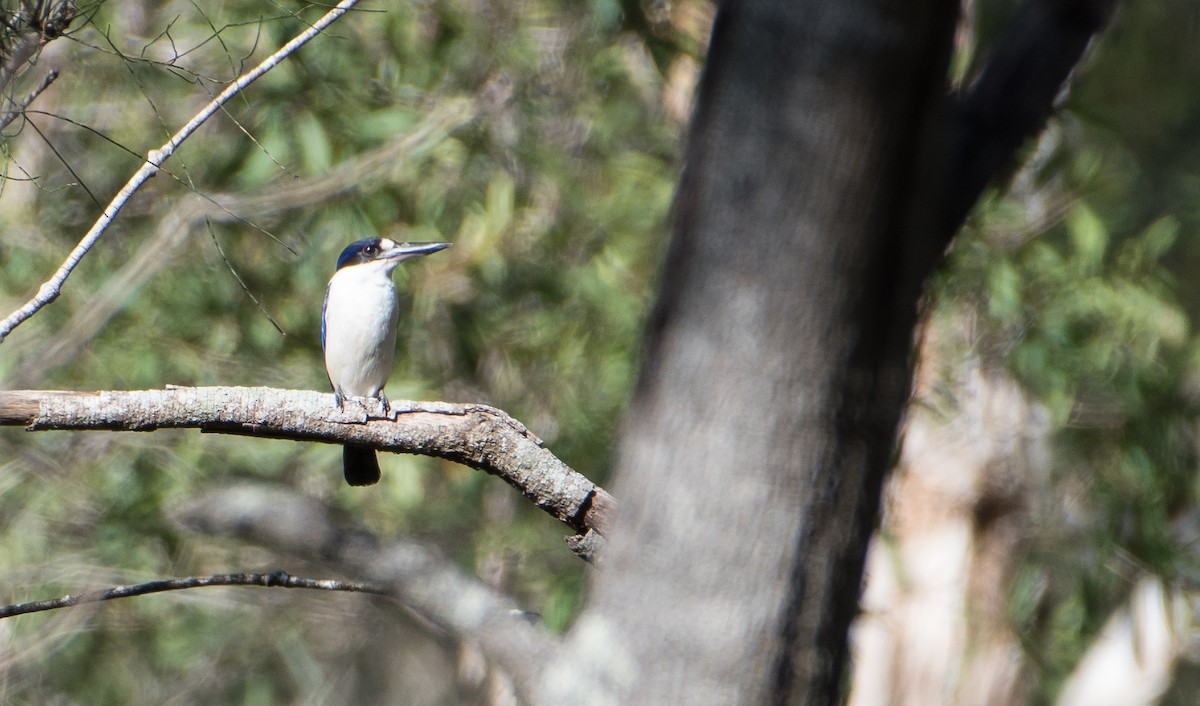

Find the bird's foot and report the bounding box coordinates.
[332,388,373,422]
[376,393,393,419]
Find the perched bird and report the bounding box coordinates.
[322,237,450,486]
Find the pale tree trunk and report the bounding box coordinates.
[849,311,1048,706]
[1056,577,1191,706]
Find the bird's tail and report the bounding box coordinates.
[342,445,381,486]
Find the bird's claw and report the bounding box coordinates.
[331,388,393,420]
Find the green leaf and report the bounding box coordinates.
[297,111,334,175]
[1067,201,1107,274]
[987,258,1023,321]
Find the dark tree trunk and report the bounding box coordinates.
[543,1,959,703]
[536,0,1117,702]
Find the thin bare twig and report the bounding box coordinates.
[0,571,390,619]
[176,485,559,704]
[0,67,58,132]
[205,217,286,335]
[6,96,476,386]
[0,0,361,344]
[0,1,75,97]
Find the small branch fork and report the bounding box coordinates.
[0,67,58,132]
[0,1,74,97]
[0,571,389,619]
[0,386,617,550]
[0,0,362,343]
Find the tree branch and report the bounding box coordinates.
[0,0,361,344]
[0,67,57,132]
[936,0,1117,244]
[0,386,617,543]
[0,571,389,619]
[175,484,561,704]
[0,1,74,99]
[4,482,564,703]
[8,95,479,386]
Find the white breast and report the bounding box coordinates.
[322,266,399,398]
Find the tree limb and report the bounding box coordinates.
[0,0,361,344]
[3,482,566,704]
[0,571,389,619]
[8,95,479,386]
[174,484,561,704]
[935,0,1117,246]
[0,386,617,543]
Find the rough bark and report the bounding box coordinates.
[0,387,614,544]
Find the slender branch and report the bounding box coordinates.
[0,0,362,344]
[0,571,389,619]
[0,1,74,97]
[9,96,477,386]
[5,483,562,702]
[0,67,57,132]
[935,0,1117,246]
[895,0,1116,315]
[176,484,561,703]
[0,386,617,542]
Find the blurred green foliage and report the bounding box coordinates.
[0,0,701,702]
[937,0,1200,698]
[2,0,1200,703]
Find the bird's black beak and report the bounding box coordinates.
[382,241,451,262]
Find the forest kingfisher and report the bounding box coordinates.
[322,237,450,486]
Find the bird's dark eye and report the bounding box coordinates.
[364,245,378,255]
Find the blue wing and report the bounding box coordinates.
[320,283,330,351]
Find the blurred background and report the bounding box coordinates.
[0,1,1198,704]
